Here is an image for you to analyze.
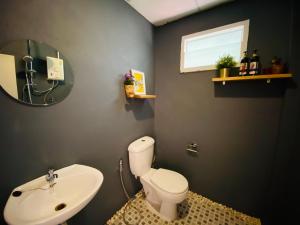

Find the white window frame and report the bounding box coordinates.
[180,19,250,73]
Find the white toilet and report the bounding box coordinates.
[128,136,189,221]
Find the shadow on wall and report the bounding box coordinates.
[124,100,154,120]
[213,79,297,98]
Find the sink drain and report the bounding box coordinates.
[12,191,22,197]
[55,203,67,211]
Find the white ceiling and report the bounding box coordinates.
[125,0,232,26]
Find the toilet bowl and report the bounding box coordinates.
[128,136,189,221]
[141,168,188,220]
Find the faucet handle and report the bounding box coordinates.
[47,168,54,175]
[46,168,58,182]
[48,168,58,177]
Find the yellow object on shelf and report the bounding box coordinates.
[124,85,134,98]
[124,84,156,99]
[219,68,230,78]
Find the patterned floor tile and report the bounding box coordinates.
[107,191,261,225]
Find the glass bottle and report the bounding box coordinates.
[239,51,250,76]
[249,49,261,75]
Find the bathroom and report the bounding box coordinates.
[0,0,299,224]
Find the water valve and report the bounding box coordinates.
[186,143,198,153]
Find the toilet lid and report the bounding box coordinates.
[150,169,188,194]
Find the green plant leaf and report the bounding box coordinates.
[216,55,237,70]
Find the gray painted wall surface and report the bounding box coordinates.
[0,0,298,225]
[268,2,300,224]
[0,0,154,224]
[154,0,293,223]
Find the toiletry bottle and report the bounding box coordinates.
[249,49,261,75]
[239,51,250,76]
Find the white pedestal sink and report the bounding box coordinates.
[4,164,104,225]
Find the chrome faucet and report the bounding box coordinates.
[46,169,58,187]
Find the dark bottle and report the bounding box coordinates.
[239,51,250,76]
[249,49,261,75]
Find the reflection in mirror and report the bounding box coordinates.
[0,40,74,106]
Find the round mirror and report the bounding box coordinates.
[0,40,74,106]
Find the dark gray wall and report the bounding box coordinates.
[1,0,298,224]
[0,0,154,224]
[268,1,300,224]
[154,0,293,223]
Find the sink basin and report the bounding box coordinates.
[4,164,104,225]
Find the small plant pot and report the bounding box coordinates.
[124,84,134,97]
[220,68,230,78]
[271,64,284,74]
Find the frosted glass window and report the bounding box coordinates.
[180,20,249,73]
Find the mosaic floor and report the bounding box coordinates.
[107,191,261,225]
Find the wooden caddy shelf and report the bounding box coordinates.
[127,94,156,99]
[212,74,293,85]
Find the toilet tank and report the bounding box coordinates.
[128,136,155,177]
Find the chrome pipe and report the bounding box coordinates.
[24,66,33,104]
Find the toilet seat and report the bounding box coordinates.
[150,169,188,194]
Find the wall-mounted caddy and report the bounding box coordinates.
[212,73,293,85]
[126,94,156,99]
[124,69,156,99]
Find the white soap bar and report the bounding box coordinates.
[47,56,64,81]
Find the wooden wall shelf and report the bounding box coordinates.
[127,94,156,99]
[212,74,292,85]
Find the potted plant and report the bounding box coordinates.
[271,56,284,74]
[216,55,237,78]
[124,71,135,97]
